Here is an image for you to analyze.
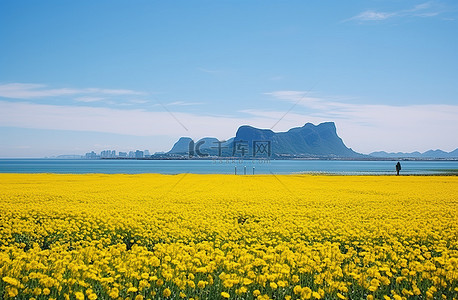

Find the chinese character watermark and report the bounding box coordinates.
[186,139,272,162]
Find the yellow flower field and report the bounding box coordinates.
[0,173,457,300]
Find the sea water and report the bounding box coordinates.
[0,159,457,175]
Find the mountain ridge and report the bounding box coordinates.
[370,148,458,159]
[168,122,362,158]
[167,123,457,159]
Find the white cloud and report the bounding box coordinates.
[0,83,144,99]
[0,101,270,142]
[348,2,448,22]
[84,88,144,96]
[0,83,79,99]
[129,99,149,104]
[1,96,457,154]
[167,101,204,106]
[1,83,457,155]
[264,91,342,110]
[352,11,395,21]
[265,91,458,153]
[74,96,105,103]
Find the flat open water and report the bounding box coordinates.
[0,159,457,175]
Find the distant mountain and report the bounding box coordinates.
[168,137,193,154]
[168,137,234,156]
[235,122,361,158]
[369,151,422,158]
[168,122,362,158]
[369,148,458,159]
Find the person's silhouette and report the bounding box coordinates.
[396,162,401,176]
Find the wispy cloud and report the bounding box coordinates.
[347,1,449,22]
[166,101,204,106]
[0,83,144,99]
[74,96,105,103]
[265,91,350,111]
[128,99,150,104]
[1,82,457,154]
[0,100,263,140]
[1,96,457,153]
[263,90,458,153]
[351,11,395,21]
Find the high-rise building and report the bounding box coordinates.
[85,151,97,159]
[135,150,144,158]
[100,150,116,158]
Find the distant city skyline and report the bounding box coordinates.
[82,149,152,159]
[1,1,458,157]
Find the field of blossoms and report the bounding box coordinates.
[0,173,457,300]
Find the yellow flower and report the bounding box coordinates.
[301,287,312,299]
[33,288,42,296]
[139,280,150,289]
[7,287,19,297]
[395,277,405,284]
[2,276,20,287]
[88,294,97,300]
[380,276,390,286]
[75,292,85,300]
[368,285,378,292]
[370,278,380,287]
[337,293,346,300]
[109,288,119,299]
[1,174,457,300]
[163,288,171,298]
[135,295,144,300]
[221,292,230,298]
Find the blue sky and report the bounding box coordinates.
[1,0,457,157]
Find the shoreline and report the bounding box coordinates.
[2,157,458,161]
[1,159,457,175]
[0,172,457,176]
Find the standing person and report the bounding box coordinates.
[396,162,401,176]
